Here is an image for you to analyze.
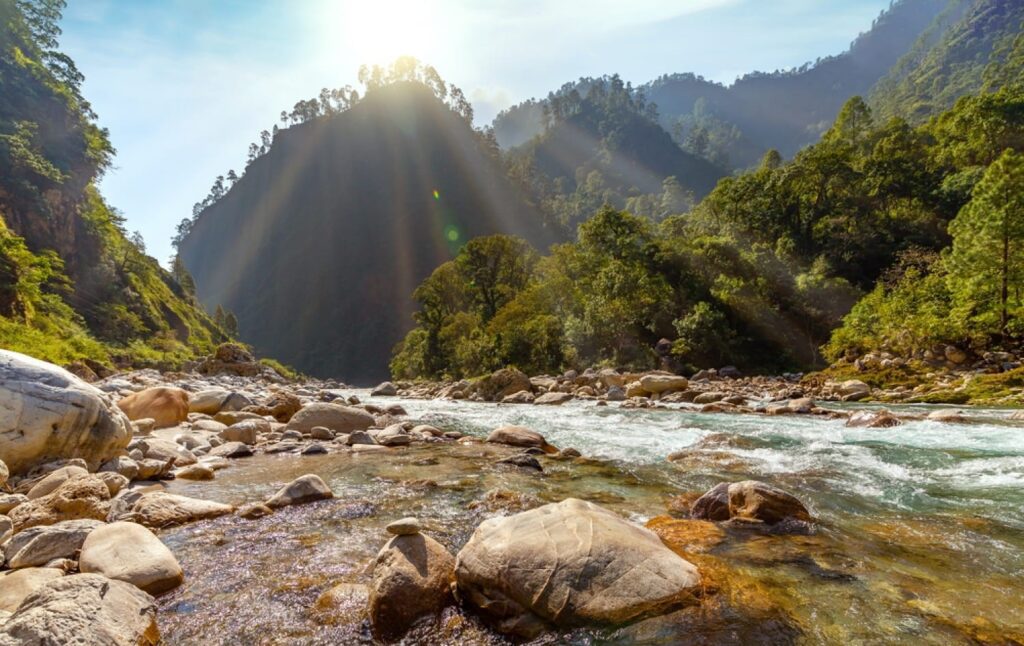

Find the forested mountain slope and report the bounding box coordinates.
[0,0,225,370]
[177,75,555,382]
[870,0,1024,121]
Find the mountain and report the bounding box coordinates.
[495,0,955,170]
[177,80,555,383]
[870,0,1024,121]
[0,0,225,370]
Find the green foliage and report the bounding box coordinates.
[946,149,1024,336]
[259,357,302,380]
[871,0,1024,122]
[0,0,227,370]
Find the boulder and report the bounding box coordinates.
[370,382,397,397]
[0,568,64,613]
[638,374,689,394]
[944,345,968,364]
[174,463,215,480]
[838,380,871,402]
[501,390,534,404]
[485,426,553,452]
[249,390,302,422]
[473,368,532,401]
[310,426,335,440]
[136,437,197,466]
[26,466,89,500]
[369,532,455,640]
[219,418,269,445]
[286,403,374,435]
[99,456,139,481]
[0,458,7,490]
[0,573,159,645]
[265,474,333,509]
[727,481,811,524]
[9,474,110,533]
[534,391,573,406]
[597,369,624,388]
[689,482,731,521]
[116,387,189,429]
[846,410,901,428]
[455,499,701,637]
[208,441,253,458]
[129,492,233,528]
[0,350,132,475]
[79,521,184,594]
[187,389,232,415]
[5,519,104,569]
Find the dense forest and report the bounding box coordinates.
[394,71,1024,380]
[0,0,230,370]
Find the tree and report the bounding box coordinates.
[224,311,239,337]
[455,236,537,320]
[213,304,226,328]
[947,149,1024,336]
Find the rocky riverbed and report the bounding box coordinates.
[0,347,1022,644]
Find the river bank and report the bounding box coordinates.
[0,348,1022,644]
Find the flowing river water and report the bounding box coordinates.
[154,394,1024,644]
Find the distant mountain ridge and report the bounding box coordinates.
[178,81,554,382]
[494,0,967,169]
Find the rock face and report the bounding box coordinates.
[115,386,190,428]
[265,474,333,509]
[9,475,110,533]
[0,350,132,475]
[285,403,374,435]
[0,573,159,645]
[4,519,103,569]
[369,533,455,640]
[79,521,184,594]
[455,498,701,637]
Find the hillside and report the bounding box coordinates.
[0,0,226,370]
[178,80,555,382]
[870,0,1024,121]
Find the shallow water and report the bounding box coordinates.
[157,395,1024,644]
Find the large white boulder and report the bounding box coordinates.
[0,573,159,645]
[0,350,132,475]
[455,498,701,637]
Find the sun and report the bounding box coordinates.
[323,0,442,66]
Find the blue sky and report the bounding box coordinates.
[59,0,893,264]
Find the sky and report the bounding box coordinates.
[59,0,893,265]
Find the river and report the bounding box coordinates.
[155,394,1024,644]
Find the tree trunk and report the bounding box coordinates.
[1002,229,1010,335]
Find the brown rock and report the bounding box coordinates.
[9,475,111,533]
[116,387,189,428]
[369,533,455,640]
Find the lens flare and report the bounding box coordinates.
[432,189,440,200]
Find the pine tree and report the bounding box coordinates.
[213,304,226,328]
[224,311,239,338]
[947,149,1024,336]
